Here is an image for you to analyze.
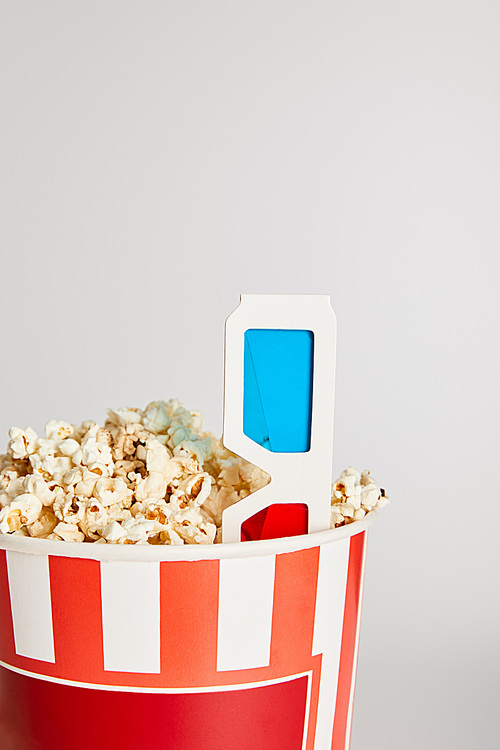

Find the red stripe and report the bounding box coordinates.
[270,546,320,669]
[0,550,16,665]
[331,531,367,750]
[159,559,220,687]
[271,546,321,750]
[49,556,104,684]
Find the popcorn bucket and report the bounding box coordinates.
[0,512,377,750]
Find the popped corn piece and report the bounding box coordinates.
[113,459,146,483]
[173,438,213,464]
[106,407,144,427]
[330,510,344,527]
[105,516,164,545]
[145,437,173,478]
[74,467,99,498]
[136,444,147,462]
[28,509,58,538]
[93,477,133,508]
[109,423,150,461]
[360,470,372,486]
[173,472,212,508]
[5,476,25,500]
[86,462,113,478]
[340,466,362,481]
[132,498,170,524]
[174,517,217,545]
[161,527,185,545]
[360,485,380,510]
[101,521,128,543]
[58,439,81,457]
[103,503,132,523]
[29,452,72,484]
[0,494,43,533]
[45,420,74,442]
[0,468,19,492]
[143,401,171,435]
[53,491,81,523]
[81,497,108,523]
[376,493,389,509]
[135,472,168,502]
[339,504,355,518]
[53,522,85,543]
[335,473,357,498]
[24,475,55,507]
[219,463,241,487]
[170,505,217,545]
[186,473,212,505]
[189,410,204,433]
[8,427,38,459]
[35,438,58,460]
[63,467,84,489]
[73,425,114,468]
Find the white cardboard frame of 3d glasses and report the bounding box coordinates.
[221,294,337,544]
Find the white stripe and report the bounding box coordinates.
[101,561,160,673]
[217,554,275,671]
[6,551,55,663]
[312,538,350,748]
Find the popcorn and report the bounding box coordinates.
[330,467,388,528]
[169,504,217,545]
[184,473,212,506]
[145,437,172,477]
[52,522,85,543]
[0,494,43,533]
[29,453,72,485]
[53,490,81,523]
[142,401,171,435]
[0,469,20,493]
[109,423,150,462]
[58,439,81,458]
[106,407,144,427]
[24,475,55,506]
[101,521,128,543]
[135,473,168,503]
[4,476,25,501]
[93,477,133,508]
[74,425,114,469]
[45,421,74,442]
[0,403,388,544]
[8,427,38,460]
[74,468,100,497]
[28,509,58,538]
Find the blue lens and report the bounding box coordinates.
[243,329,314,452]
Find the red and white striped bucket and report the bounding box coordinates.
[0,512,377,750]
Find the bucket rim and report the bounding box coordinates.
[0,510,378,561]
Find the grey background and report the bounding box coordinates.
[1,1,499,747]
